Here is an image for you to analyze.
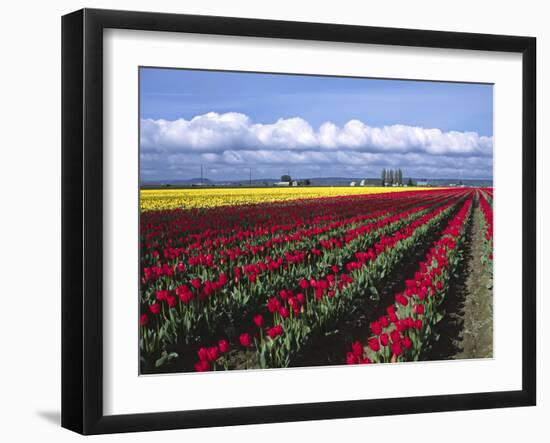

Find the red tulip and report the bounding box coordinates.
[346,352,359,365]
[391,341,402,356]
[396,293,408,306]
[368,337,380,352]
[218,273,228,285]
[351,341,363,358]
[194,360,210,372]
[239,333,251,347]
[176,285,193,303]
[267,324,284,339]
[155,290,169,301]
[390,329,401,344]
[253,314,264,327]
[267,297,281,313]
[370,321,382,336]
[279,306,290,318]
[206,346,219,361]
[233,266,242,283]
[191,277,202,289]
[166,294,177,308]
[197,347,209,362]
[218,339,230,353]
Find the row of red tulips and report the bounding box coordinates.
[345,192,474,364]
[478,190,493,270]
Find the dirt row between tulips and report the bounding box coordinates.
[426,194,493,361]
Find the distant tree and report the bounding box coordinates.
[304,179,311,186]
[389,169,394,185]
[407,177,414,186]
[281,174,291,182]
[397,169,403,185]
[381,168,386,186]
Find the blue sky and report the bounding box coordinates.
[140,67,493,182]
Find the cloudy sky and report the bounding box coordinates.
[140,68,493,182]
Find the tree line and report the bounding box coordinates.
[381,168,413,186]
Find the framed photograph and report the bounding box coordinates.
[62,8,536,434]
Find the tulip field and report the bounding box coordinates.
[140,186,430,211]
[139,187,493,373]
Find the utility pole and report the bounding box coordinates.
[200,164,203,185]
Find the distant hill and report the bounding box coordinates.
[307,177,371,186]
[141,176,493,188]
[141,177,213,187]
[419,178,493,187]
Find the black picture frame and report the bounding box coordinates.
[62,8,536,435]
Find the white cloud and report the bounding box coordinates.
[141,112,493,157]
[140,112,494,180]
